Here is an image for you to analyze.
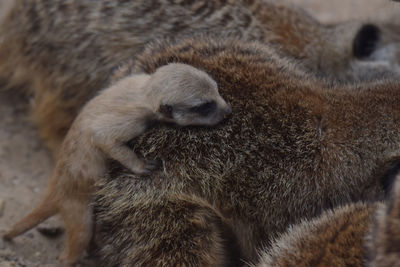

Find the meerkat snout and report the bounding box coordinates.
[214,98,232,122]
[221,104,232,119]
[185,97,232,126]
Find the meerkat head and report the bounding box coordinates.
[147,63,231,126]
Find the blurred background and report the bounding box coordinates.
[2,0,400,24]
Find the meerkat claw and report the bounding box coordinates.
[135,158,162,176]
[145,158,163,171]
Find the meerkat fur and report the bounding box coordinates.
[91,36,400,266]
[253,202,378,267]
[254,173,400,267]
[364,173,400,267]
[1,0,400,154]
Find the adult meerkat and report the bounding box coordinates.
[254,202,379,267]
[0,0,400,154]
[254,173,400,267]
[4,63,231,267]
[364,176,400,267]
[87,37,400,266]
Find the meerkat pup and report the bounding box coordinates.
[3,63,231,267]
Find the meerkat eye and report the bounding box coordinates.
[159,104,174,119]
[189,101,216,117]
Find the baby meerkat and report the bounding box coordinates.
[3,63,231,266]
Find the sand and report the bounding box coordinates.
[0,0,399,266]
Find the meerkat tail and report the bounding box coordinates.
[3,192,59,240]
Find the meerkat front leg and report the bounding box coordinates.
[91,112,160,176]
[104,143,160,175]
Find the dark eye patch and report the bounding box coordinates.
[159,104,174,119]
[353,24,381,59]
[189,101,216,117]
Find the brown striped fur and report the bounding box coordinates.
[254,174,400,267]
[254,202,378,267]
[91,37,400,266]
[365,174,400,267]
[0,0,400,154]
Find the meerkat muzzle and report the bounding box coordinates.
[223,106,232,118]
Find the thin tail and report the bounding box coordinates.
[3,191,59,240]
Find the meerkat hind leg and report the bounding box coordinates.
[59,198,93,267]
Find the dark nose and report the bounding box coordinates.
[224,106,232,116]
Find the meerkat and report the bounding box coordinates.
[253,202,379,267]
[83,36,400,266]
[1,1,399,265]
[254,172,400,267]
[3,63,231,267]
[0,0,400,154]
[364,174,400,267]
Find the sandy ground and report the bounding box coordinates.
[1,0,400,266]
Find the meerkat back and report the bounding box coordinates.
[1,0,400,154]
[0,0,259,153]
[255,173,400,267]
[88,35,400,265]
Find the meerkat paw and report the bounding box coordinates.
[2,230,13,241]
[131,158,162,176]
[2,234,12,241]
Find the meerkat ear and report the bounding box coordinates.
[353,24,381,59]
[159,104,174,119]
